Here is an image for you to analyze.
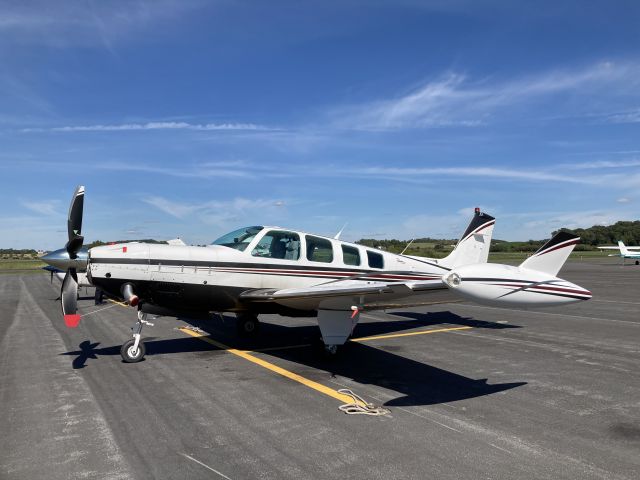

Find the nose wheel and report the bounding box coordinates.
[121,310,154,363]
[121,339,146,363]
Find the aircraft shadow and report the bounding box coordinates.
[61,311,526,406]
[387,310,521,331]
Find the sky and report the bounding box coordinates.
[1,0,640,249]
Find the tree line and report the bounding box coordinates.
[356,220,640,255]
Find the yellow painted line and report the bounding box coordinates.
[351,326,473,342]
[179,327,362,405]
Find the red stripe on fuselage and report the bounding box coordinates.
[495,282,591,296]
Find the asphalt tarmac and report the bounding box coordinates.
[1,260,639,479]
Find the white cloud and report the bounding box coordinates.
[21,200,61,216]
[559,159,640,170]
[603,109,640,124]
[22,121,270,133]
[0,1,203,49]
[617,197,631,204]
[95,161,255,179]
[142,196,287,226]
[332,61,640,130]
[356,166,597,184]
[142,197,197,218]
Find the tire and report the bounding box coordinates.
[313,336,344,360]
[236,313,260,337]
[635,260,639,265]
[121,339,146,363]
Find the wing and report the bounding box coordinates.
[598,246,640,250]
[239,276,450,311]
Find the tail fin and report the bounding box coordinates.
[519,231,579,276]
[439,209,495,269]
[618,241,628,256]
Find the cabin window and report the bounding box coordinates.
[367,250,384,269]
[341,245,360,266]
[212,226,263,252]
[251,230,300,260]
[306,236,334,263]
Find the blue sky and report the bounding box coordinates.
[1,0,640,249]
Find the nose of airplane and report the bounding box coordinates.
[41,248,70,270]
[42,248,88,271]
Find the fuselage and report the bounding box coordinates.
[87,226,451,315]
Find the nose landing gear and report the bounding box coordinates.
[121,309,154,363]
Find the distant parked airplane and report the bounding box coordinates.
[598,241,640,265]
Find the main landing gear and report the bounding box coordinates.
[120,309,154,363]
[236,312,260,337]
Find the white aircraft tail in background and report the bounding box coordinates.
[598,241,640,265]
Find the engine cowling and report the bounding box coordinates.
[443,263,591,307]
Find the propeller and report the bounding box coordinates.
[61,186,85,328]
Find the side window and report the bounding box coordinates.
[341,245,361,266]
[306,236,334,263]
[251,230,300,260]
[367,250,384,269]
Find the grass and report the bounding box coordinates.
[0,259,46,273]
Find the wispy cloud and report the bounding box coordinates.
[143,196,286,226]
[353,166,597,184]
[92,160,287,180]
[332,61,640,130]
[601,109,640,124]
[21,121,272,133]
[21,200,61,216]
[0,1,202,50]
[558,159,640,170]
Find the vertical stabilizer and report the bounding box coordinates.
[618,241,629,256]
[439,209,496,269]
[519,231,579,276]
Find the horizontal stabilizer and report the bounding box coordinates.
[519,231,579,276]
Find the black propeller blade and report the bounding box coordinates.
[66,185,85,259]
[61,269,80,327]
[61,185,85,327]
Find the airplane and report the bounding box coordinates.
[597,241,640,265]
[44,238,186,288]
[42,186,591,363]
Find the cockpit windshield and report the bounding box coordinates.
[211,226,263,251]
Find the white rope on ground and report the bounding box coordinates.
[79,302,121,317]
[337,389,391,416]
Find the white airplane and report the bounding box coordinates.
[598,241,640,265]
[43,186,591,363]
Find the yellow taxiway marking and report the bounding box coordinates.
[179,327,362,405]
[351,325,473,342]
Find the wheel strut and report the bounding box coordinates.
[121,309,154,363]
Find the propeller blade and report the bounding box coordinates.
[66,185,85,258]
[61,269,81,327]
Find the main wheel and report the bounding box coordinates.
[236,313,259,337]
[121,339,146,363]
[312,336,345,359]
[635,260,639,265]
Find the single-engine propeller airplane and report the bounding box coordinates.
[43,186,591,363]
[598,241,640,265]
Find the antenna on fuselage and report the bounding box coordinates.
[334,222,348,240]
[400,239,415,255]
